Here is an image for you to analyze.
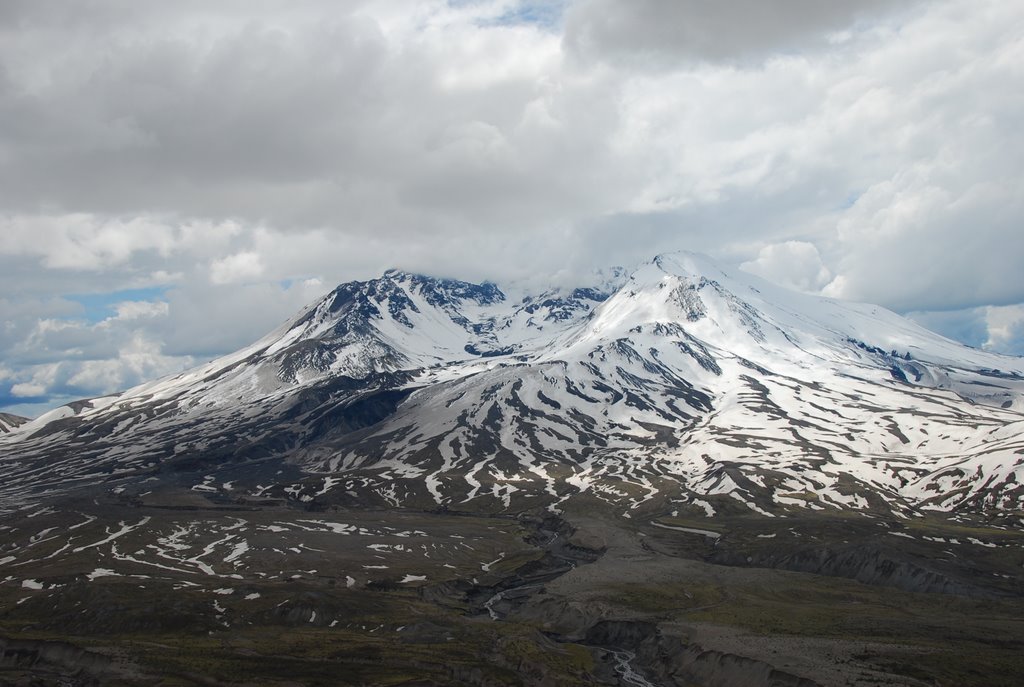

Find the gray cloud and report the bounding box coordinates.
[0,0,1022,414]
[563,0,919,66]
[907,305,1024,358]
[0,0,620,238]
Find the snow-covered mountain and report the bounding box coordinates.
[0,412,28,434]
[2,252,1023,517]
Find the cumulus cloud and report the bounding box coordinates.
[210,252,264,285]
[112,300,171,320]
[740,241,832,293]
[0,214,244,275]
[984,305,1024,356]
[1,0,1023,414]
[63,333,192,393]
[8,362,61,400]
[6,334,191,400]
[10,381,49,399]
[0,277,328,407]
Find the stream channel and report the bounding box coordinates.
[467,515,660,687]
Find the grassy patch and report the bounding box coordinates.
[602,581,726,615]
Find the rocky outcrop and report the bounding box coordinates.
[584,619,659,650]
[579,620,822,687]
[709,543,997,597]
[0,412,27,434]
[659,639,821,687]
[0,636,112,681]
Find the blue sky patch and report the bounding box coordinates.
[840,190,863,210]
[482,0,568,29]
[64,286,170,324]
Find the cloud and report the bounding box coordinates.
[10,381,48,398]
[906,305,1024,358]
[1,0,1023,414]
[0,215,174,270]
[156,279,329,357]
[62,332,191,394]
[0,214,243,272]
[822,165,1024,310]
[210,252,264,285]
[1,327,196,404]
[0,1,581,236]
[112,300,171,320]
[740,241,832,293]
[905,308,990,350]
[563,0,919,66]
[8,361,61,399]
[983,305,1024,356]
[0,0,1018,291]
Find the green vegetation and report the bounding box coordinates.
[3,501,1024,685]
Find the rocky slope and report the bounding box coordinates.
[1,252,1023,517]
[0,412,27,434]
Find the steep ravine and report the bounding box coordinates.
[584,621,822,687]
[447,514,823,687]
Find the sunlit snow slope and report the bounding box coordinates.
[2,252,1023,516]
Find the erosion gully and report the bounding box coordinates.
[459,513,658,687]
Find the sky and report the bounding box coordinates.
[1,0,1023,416]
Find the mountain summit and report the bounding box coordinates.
[3,251,1023,516]
[4,252,1024,686]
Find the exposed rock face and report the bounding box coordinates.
[1,251,1023,522]
[708,543,997,597]
[0,636,113,680]
[581,620,823,687]
[661,640,823,687]
[0,413,27,434]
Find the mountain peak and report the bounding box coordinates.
[631,250,731,283]
[375,269,505,305]
[2,253,1022,687]
[3,251,1023,520]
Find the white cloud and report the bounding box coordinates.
[65,333,193,394]
[984,305,1024,356]
[0,214,247,273]
[0,214,175,270]
[1,0,1023,413]
[210,251,265,285]
[3,330,195,404]
[906,304,1024,358]
[9,363,60,399]
[740,241,832,293]
[111,300,170,321]
[10,382,47,398]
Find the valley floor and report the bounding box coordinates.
[1,490,1023,686]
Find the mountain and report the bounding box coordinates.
[0,412,28,434]
[3,251,1022,517]
[3,251,1024,687]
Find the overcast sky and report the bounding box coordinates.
[2,0,1023,416]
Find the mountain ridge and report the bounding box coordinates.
[3,251,1024,686]
[2,251,1023,518]
[0,412,28,434]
